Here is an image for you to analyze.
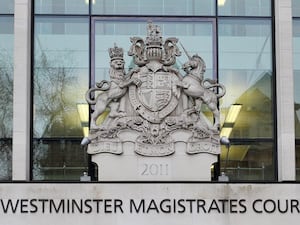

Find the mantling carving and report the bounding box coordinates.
[81,23,225,157]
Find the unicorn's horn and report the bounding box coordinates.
[180,42,192,60]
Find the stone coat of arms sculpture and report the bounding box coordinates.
[81,23,225,180]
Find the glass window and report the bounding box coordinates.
[219,19,273,139]
[294,20,300,139]
[218,0,271,17]
[92,0,215,16]
[35,0,89,14]
[31,1,277,182]
[294,19,300,180]
[93,19,216,84]
[33,16,89,180]
[292,0,300,17]
[0,0,14,14]
[218,18,274,181]
[0,16,14,180]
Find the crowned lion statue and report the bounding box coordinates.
[85,44,141,129]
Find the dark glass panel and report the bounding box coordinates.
[296,144,300,180]
[220,141,274,181]
[0,140,12,180]
[33,139,88,180]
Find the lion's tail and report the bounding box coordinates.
[215,84,226,98]
[85,81,111,105]
[202,78,226,98]
[85,87,99,105]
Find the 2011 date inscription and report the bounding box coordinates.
[140,163,169,176]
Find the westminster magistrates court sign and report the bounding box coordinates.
[0,183,300,225]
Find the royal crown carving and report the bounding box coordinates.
[81,22,226,157]
[109,44,124,60]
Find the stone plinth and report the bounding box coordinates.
[92,143,217,181]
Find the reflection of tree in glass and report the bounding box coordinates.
[0,51,13,138]
[34,53,83,138]
[33,52,86,180]
[0,142,12,180]
[0,50,13,180]
[32,140,48,180]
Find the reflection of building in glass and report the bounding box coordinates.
[227,72,272,138]
[220,72,273,181]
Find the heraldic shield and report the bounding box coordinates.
[82,22,226,179]
[129,71,180,124]
[138,72,172,112]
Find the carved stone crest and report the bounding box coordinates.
[81,22,225,158]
